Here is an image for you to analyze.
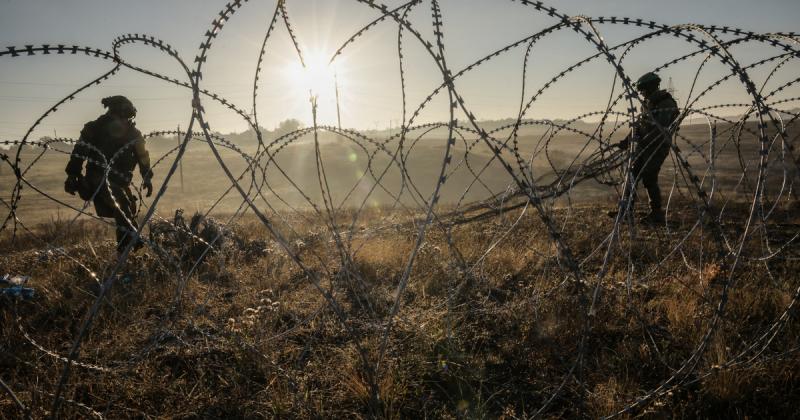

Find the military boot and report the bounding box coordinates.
[116,226,144,254]
[641,207,665,225]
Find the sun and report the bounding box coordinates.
[285,51,341,100]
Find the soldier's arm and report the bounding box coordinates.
[65,123,93,176]
[132,132,152,180]
[628,111,646,145]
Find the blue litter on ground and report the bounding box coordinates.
[0,286,35,299]
[1,274,35,300]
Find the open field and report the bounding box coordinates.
[2,120,800,417]
[2,120,796,224]
[2,196,800,418]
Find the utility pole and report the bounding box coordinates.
[666,76,687,124]
[334,71,342,131]
[667,77,678,101]
[177,125,185,192]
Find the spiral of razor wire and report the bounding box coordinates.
[1,0,799,417]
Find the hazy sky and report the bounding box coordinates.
[1,0,798,140]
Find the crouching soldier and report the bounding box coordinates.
[64,95,153,253]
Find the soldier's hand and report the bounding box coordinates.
[143,178,153,197]
[616,138,630,150]
[64,175,80,195]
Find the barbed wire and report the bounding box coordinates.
[1,0,799,417]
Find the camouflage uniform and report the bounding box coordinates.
[65,98,152,252]
[631,89,679,213]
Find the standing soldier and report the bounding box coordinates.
[64,96,153,253]
[616,72,679,224]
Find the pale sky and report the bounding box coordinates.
[1,0,798,140]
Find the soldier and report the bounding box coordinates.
[615,72,679,224]
[64,95,153,253]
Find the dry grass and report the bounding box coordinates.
[1,202,799,418]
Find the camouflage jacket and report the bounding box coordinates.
[65,114,151,186]
[635,90,679,149]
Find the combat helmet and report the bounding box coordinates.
[635,72,661,90]
[101,95,137,119]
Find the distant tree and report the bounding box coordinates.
[274,118,303,137]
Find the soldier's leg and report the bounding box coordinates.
[644,148,669,211]
[630,152,648,211]
[109,185,140,253]
[90,182,124,249]
[641,147,669,223]
[642,170,661,211]
[91,179,116,218]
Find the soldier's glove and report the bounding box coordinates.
[142,178,153,198]
[616,138,630,150]
[64,175,81,195]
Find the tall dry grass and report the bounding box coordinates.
[1,203,799,418]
